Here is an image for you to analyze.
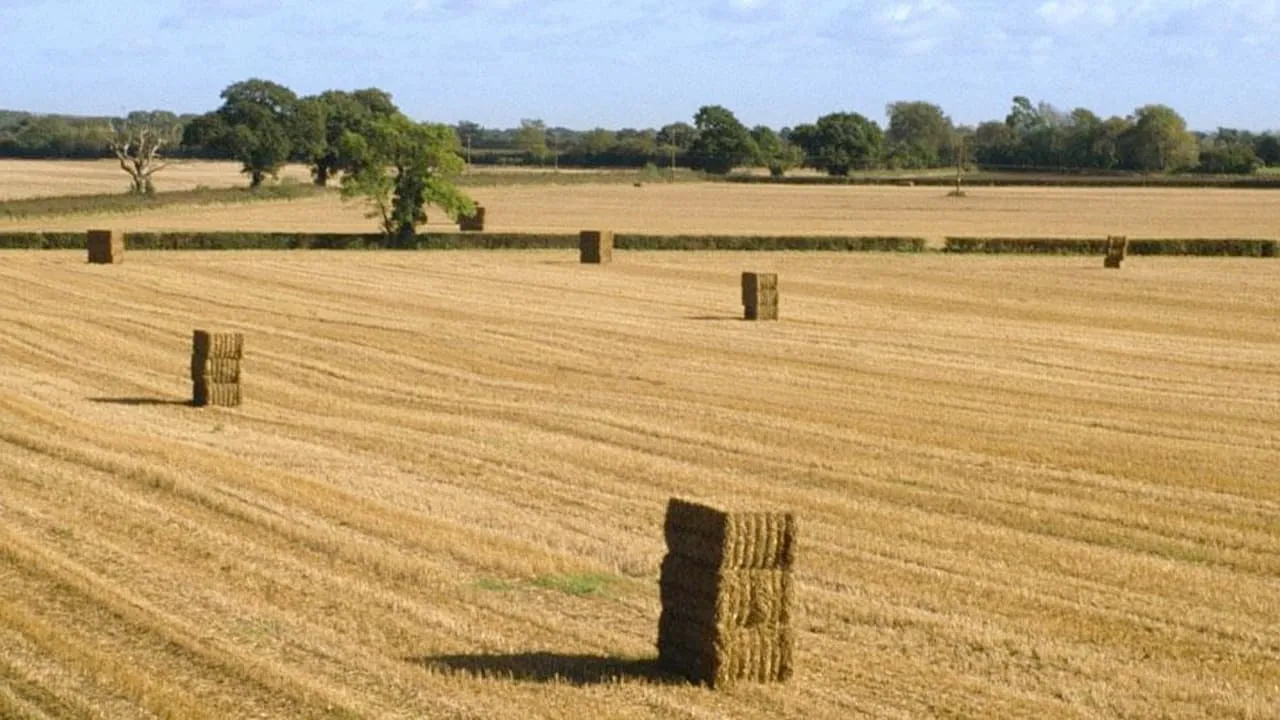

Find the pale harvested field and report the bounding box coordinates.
[5,181,1280,242]
[0,160,316,200]
[0,250,1277,719]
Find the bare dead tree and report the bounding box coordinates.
[108,116,178,195]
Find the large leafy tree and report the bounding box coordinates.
[516,118,551,165]
[181,78,301,188]
[300,88,399,186]
[750,125,803,177]
[801,112,883,175]
[340,114,474,247]
[885,101,952,169]
[1122,104,1199,172]
[688,105,756,174]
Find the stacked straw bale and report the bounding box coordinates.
[742,272,779,321]
[579,230,614,264]
[191,330,243,407]
[458,205,486,232]
[86,229,124,264]
[658,498,797,688]
[1105,235,1128,269]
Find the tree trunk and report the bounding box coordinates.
[313,165,329,187]
[250,170,264,189]
[393,222,416,249]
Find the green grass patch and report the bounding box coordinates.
[474,577,521,592]
[531,573,614,597]
[0,182,327,220]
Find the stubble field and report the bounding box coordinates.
[1,249,1277,719]
[4,160,1280,242]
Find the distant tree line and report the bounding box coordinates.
[4,86,1279,176]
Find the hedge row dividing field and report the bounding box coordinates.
[0,232,929,252]
[942,237,1278,256]
[2,231,1275,256]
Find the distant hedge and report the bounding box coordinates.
[0,231,927,252]
[721,173,1280,189]
[3,232,1271,255]
[943,236,1277,256]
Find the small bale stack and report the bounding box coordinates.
[1105,235,1128,269]
[579,230,614,264]
[742,272,779,321]
[658,498,797,688]
[191,330,243,407]
[86,230,124,264]
[458,205,486,232]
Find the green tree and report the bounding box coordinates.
[300,88,399,186]
[805,112,883,175]
[580,128,617,156]
[688,105,756,174]
[183,78,301,187]
[1253,134,1280,166]
[340,114,474,247]
[750,125,803,177]
[1122,104,1199,172]
[516,118,551,165]
[1197,129,1260,174]
[885,101,952,169]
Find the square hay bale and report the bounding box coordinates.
[657,613,793,688]
[664,498,797,570]
[193,380,241,408]
[742,273,779,321]
[191,356,241,383]
[86,230,124,264]
[459,205,486,232]
[192,330,244,360]
[1105,235,1128,269]
[579,230,614,264]
[659,554,793,628]
[741,273,778,304]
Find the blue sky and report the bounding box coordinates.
[3,0,1278,132]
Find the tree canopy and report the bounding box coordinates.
[340,114,473,246]
[687,105,756,175]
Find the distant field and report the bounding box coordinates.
[0,251,1276,719]
[0,159,316,200]
[4,182,1280,243]
[3,160,1280,243]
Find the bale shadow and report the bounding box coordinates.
[89,397,192,407]
[687,315,745,322]
[408,653,685,686]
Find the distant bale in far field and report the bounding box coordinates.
[459,205,486,232]
[580,230,614,264]
[1105,235,1128,269]
[86,229,123,264]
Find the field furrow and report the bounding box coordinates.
[0,249,1276,719]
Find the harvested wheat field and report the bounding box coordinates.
[0,160,317,201]
[0,250,1277,719]
[5,181,1280,243]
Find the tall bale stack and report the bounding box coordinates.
[742,272,779,321]
[86,230,124,264]
[658,498,797,688]
[458,205,486,232]
[579,230,614,264]
[191,330,243,407]
[1105,235,1128,269]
